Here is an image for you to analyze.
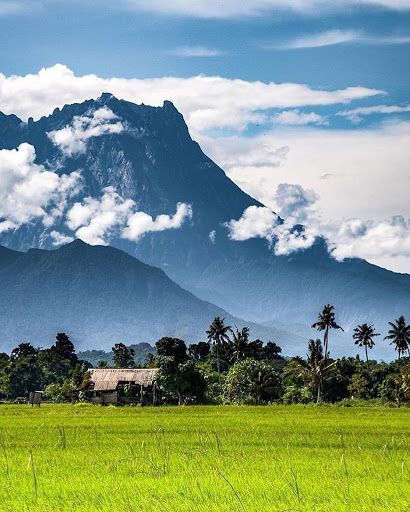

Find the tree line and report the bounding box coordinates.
[0,306,409,405]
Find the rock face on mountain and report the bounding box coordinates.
[0,94,409,357]
[0,240,282,352]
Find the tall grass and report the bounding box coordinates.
[0,404,408,511]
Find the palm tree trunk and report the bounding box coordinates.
[324,327,329,360]
[365,345,368,362]
[316,379,321,404]
[177,389,183,406]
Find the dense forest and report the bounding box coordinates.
[0,306,409,406]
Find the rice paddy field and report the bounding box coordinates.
[0,404,409,512]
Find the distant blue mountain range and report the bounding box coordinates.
[0,94,409,357]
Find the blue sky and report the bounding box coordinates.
[0,0,409,271]
[1,1,409,93]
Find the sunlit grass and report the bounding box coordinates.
[0,404,408,511]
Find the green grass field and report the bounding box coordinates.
[0,404,408,512]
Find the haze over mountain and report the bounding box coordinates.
[0,240,284,352]
[0,94,409,358]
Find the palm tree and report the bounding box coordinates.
[206,317,231,376]
[352,323,380,362]
[384,316,410,359]
[312,304,344,360]
[285,339,336,403]
[231,326,250,362]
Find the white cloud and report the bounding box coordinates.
[274,183,319,222]
[337,104,410,123]
[125,0,410,18]
[226,205,278,241]
[276,29,361,49]
[47,107,124,156]
[122,202,192,241]
[200,121,410,226]
[327,216,410,261]
[65,187,192,245]
[272,29,410,49]
[0,143,81,233]
[225,184,319,255]
[49,230,74,246]
[209,230,216,243]
[2,0,409,18]
[273,109,327,125]
[66,187,135,245]
[0,65,383,136]
[171,46,223,57]
[226,182,410,262]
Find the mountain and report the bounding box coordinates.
[0,240,285,352]
[0,94,409,358]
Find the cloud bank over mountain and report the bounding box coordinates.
[0,65,383,133]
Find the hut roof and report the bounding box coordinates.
[89,368,158,391]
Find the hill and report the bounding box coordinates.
[0,240,284,352]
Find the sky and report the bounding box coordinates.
[0,0,409,271]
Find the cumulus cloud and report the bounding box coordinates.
[0,65,383,136]
[337,104,410,123]
[122,202,193,241]
[0,143,81,233]
[326,216,410,261]
[66,187,135,245]
[226,205,278,241]
[226,182,410,262]
[65,187,192,245]
[125,0,410,18]
[273,109,327,125]
[226,183,319,255]
[272,29,410,49]
[274,183,319,223]
[47,107,125,156]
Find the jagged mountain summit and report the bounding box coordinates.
[0,240,284,352]
[0,94,409,357]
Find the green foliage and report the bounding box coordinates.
[156,337,206,404]
[112,343,135,368]
[282,385,312,404]
[384,316,410,359]
[352,323,380,361]
[224,358,282,404]
[348,373,370,399]
[312,304,344,359]
[1,308,410,407]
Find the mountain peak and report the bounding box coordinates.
[162,99,178,111]
[98,92,115,101]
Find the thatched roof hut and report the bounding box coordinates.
[89,368,158,392]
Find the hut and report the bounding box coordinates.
[28,391,44,406]
[88,368,159,405]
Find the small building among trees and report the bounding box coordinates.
[88,368,158,405]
